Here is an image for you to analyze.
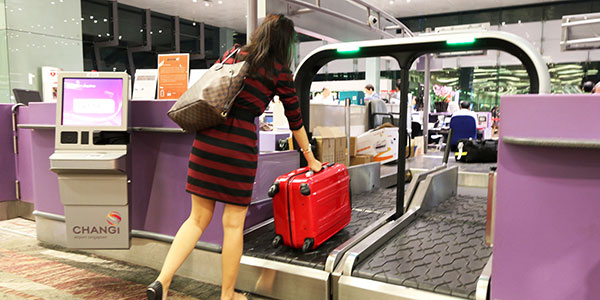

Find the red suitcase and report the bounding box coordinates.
[268,162,351,252]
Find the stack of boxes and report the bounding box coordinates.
[313,127,349,166]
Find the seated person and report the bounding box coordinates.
[451,101,478,123]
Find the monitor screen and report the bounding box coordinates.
[13,89,42,105]
[61,78,124,126]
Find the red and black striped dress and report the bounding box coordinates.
[186,45,303,206]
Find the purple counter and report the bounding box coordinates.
[0,104,17,202]
[492,95,600,300]
[16,101,299,245]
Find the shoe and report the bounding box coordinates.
[242,292,253,300]
[146,281,163,300]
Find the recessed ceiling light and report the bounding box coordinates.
[204,1,210,6]
[193,0,197,2]
[218,0,223,3]
[389,0,394,4]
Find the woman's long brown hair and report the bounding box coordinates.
[242,14,296,73]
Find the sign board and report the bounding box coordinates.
[65,206,129,249]
[42,66,61,102]
[132,69,158,100]
[157,54,189,100]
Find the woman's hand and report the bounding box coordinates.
[308,158,322,173]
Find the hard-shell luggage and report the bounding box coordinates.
[268,162,351,252]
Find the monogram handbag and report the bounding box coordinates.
[167,48,249,131]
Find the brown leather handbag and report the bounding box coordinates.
[167,48,249,131]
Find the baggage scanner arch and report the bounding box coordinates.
[293,30,551,219]
[294,30,551,129]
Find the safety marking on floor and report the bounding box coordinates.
[40,250,110,264]
[423,155,444,159]
[0,227,36,238]
[352,208,387,215]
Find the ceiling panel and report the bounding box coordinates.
[117,0,564,34]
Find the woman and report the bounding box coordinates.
[146,14,322,300]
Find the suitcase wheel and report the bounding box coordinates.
[272,235,283,248]
[268,182,279,197]
[302,238,314,253]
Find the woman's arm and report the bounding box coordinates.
[291,126,322,172]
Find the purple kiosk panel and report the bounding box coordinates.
[18,100,299,245]
[15,103,59,207]
[0,104,17,202]
[492,95,600,300]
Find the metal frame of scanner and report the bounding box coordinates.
[50,72,132,249]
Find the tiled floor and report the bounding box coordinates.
[0,218,271,300]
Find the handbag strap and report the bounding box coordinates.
[221,47,241,64]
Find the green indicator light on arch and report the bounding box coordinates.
[337,45,360,53]
[446,37,476,45]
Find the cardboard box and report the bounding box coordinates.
[349,136,357,156]
[351,155,373,166]
[356,129,388,157]
[314,136,335,163]
[314,126,347,164]
[374,127,416,162]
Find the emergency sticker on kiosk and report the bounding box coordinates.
[61,78,124,126]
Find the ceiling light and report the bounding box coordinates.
[204,1,210,6]
[389,0,394,4]
[218,0,223,3]
[192,22,196,26]
[193,0,197,2]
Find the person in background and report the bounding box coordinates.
[582,81,594,93]
[364,84,380,102]
[451,101,478,123]
[312,87,334,103]
[593,82,600,94]
[146,14,322,300]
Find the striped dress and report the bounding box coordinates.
[186,45,304,206]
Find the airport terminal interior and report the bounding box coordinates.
[1,0,600,299]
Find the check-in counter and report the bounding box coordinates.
[13,100,299,246]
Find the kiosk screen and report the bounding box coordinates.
[62,78,124,126]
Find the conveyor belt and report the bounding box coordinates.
[352,193,492,299]
[243,186,403,270]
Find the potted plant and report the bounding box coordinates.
[432,84,455,112]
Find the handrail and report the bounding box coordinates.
[503,136,600,149]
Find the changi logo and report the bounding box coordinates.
[106,211,122,226]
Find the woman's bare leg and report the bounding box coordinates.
[155,194,215,299]
[220,203,249,300]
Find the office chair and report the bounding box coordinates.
[367,99,394,129]
[449,115,477,151]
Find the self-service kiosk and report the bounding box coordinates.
[49,72,131,249]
